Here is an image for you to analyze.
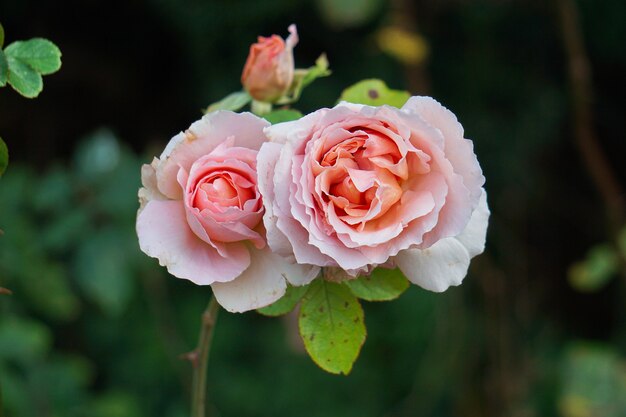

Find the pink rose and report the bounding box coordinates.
[136,111,317,312]
[241,24,298,103]
[258,97,489,291]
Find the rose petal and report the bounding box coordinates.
[456,188,489,258]
[402,96,484,204]
[138,159,167,213]
[211,245,315,312]
[394,238,470,292]
[136,200,250,285]
[156,111,269,199]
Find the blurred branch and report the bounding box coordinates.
[184,295,219,417]
[388,0,431,95]
[557,0,625,230]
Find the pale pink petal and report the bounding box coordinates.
[263,108,326,147]
[273,142,335,266]
[156,111,269,199]
[257,142,296,259]
[395,238,470,292]
[456,188,489,258]
[402,96,484,204]
[138,159,167,213]
[136,200,250,285]
[211,245,312,312]
[285,24,299,50]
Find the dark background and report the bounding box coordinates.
[1,0,625,416]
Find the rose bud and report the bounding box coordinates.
[241,24,298,103]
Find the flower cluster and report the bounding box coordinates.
[136,24,489,373]
[137,24,488,312]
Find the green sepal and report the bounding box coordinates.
[345,268,409,302]
[277,54,331,105]
[338,79,410,108]
[299,280,366,375]
[205,91,251,113]
[257,284,309,317]
[263,109,303,124]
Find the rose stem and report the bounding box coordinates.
[189,294,220,417]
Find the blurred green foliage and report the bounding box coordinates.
[0,0,626,416]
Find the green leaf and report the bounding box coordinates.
[568,244,619,292]
[6,56,43,98]
[0,22,4,49]
[299,280,366,375]
[263,109,303,124]
[5,38,62,75]
[0,50,8,87]
[257,284,309,317]
[0,137,8,177]
[205,91,251,113]
[345,268,409,301]
[277,54,331,104]
[339,79,410,108]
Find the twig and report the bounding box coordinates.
[557,0,625,230]
[184,295,220,417]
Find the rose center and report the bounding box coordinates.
[194,173,254,211]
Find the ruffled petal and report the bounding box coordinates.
[136,200,250,285]
[456,188,490,258]
[156,111,269,199]
[211,246,288,312]
[395,238,470,292]
[402,96,484,204]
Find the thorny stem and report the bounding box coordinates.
[187,294,220,417]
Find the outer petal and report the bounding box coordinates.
[402,96,485,204]
[157,111,270,199]
[394,238,470,292]
[137,200,250,285]
[456,188,490,258]
[138,159,167,213]
[211,245,315,312]
[257,142,297,259]
[263,108,327,147]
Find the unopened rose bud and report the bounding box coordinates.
[241,24,298,103]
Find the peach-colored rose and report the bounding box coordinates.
[241,24,298,103]
[257,97,489,291]
[136,111,317,312]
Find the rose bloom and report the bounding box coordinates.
[136,111,317,312]
[241,24,298,103]
[258,97,489,291]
